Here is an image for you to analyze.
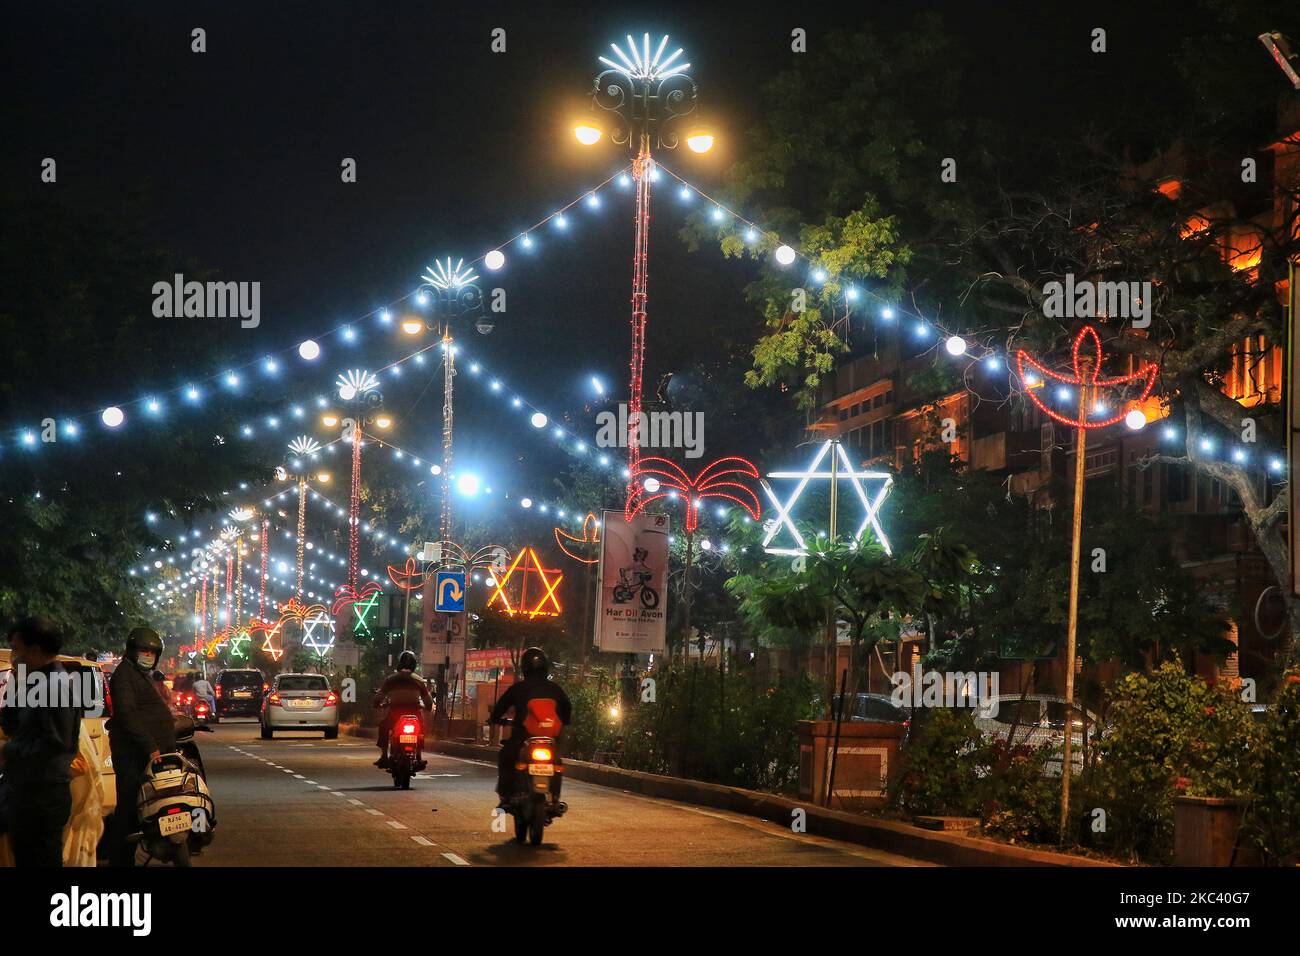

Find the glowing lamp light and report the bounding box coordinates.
[298,340,321,361]
[574,123,602,146]
[101,406,125,428]
[1124,410,1147,430]
[401,317,423,335]
[686,131,715,153]
[521,498,533,508]
[530,412,548,429]
[774,244,797,266]
[338,384,356,401]
[429,464,442,476]
[484,249,506,271]
[643,477,661,493]
[457,473,481,496]
[374,415,393,430]
[322,414,339,427]
[945,335,967,356]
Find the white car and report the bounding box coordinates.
[260,673,339,739]
[971,694,1103,775]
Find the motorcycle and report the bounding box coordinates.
[497,721,567,846]
[386,711,427,789]
[131,714,216,866]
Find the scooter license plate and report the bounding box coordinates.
[398,734,418,743]
[158,813,192,836]
[528,763,554,776]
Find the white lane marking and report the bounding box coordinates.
[330,791,347,797]
[442,852,470,866]
[304,780,317,785]
[365,808,383,816]
[317,785,332,790]
[293,774,305,779]
[412,836,436,847]
[386,820,409,830]
[348,799,365,806]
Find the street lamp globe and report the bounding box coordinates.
[774,245,797,266]
[574,123,602,146]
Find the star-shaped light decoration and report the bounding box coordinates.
[1015,325,1159,430]
[486,547,563,618]
[599,34,690,81]
[227,507,255,523]
[422,257,478,291]
[761,440,894,556]
[301,610,336,656]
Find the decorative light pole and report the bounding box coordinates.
[576,34,714,515]
[416,258,486,551]
[321,369,390,607]
[1016,324,1158,843]
[285,435,328,601]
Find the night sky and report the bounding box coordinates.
[1,0,1261,497]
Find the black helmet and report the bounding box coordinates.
[125,626,163,661]
[397,650,417,671]
[520,647,549,679]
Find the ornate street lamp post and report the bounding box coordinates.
[576,34,713,514]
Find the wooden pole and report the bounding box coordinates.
[1059,360,1091,844]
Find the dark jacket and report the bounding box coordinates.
[374,672,433,711]
[489,675,572,743]
[0,661,81,785]
[107,662,175,764]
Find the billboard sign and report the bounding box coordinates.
[595,510,669,653]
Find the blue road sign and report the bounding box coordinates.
[434,569,466,613]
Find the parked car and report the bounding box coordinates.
[972,694,1103,774]
[831,692,912,728]
[260,673,339,739]
[213,668,265,720]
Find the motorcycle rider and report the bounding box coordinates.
[106,626,177,867]
[191,673,215,715]
[372,650,432,768]
[489,647,571,807]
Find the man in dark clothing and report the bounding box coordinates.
[106,626,176,867]
[0,617,81,867]
[372,650,433,768]
[489,647,572,805]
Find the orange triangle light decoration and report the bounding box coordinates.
[487,547,564,618]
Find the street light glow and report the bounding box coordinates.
[574,123,602,145]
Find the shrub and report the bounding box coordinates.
[1092,662,1254,863]
[895,708,985,818]
[1240,669,1300,866]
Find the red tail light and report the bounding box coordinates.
[324,691,338,706]
[401,722,417,735]
[268,692,282,706]
[215,685,223,699]
[196,703,209,716]
[263,683,270,693]
[530,746,553,762]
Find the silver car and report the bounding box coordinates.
[972,694,1102,775]
[260,673,339,739]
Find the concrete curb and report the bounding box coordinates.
[417,736,1116,867]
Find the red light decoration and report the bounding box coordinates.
[554,512,600,564]
[486,547,563,618]
[387,556,428,592]
[625,148,652,512]
[258,517,269,622]
[625,456,762,533]
[332,581,381,619]
[347,430,363,592]
[1015,325,1158,429]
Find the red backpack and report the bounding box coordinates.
[524,698,562,737]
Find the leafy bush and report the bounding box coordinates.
[1092,662,1255,862]
[895,708,1059,843]
[1241,670,1300,866]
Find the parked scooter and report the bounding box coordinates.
[131,714,216,866]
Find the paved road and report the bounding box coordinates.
[191,721,928,867]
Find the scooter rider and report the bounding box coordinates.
[373,650,432,768]
[106,626,177,867]
[489,647,571,807]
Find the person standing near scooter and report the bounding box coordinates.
[106,627,176,867]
